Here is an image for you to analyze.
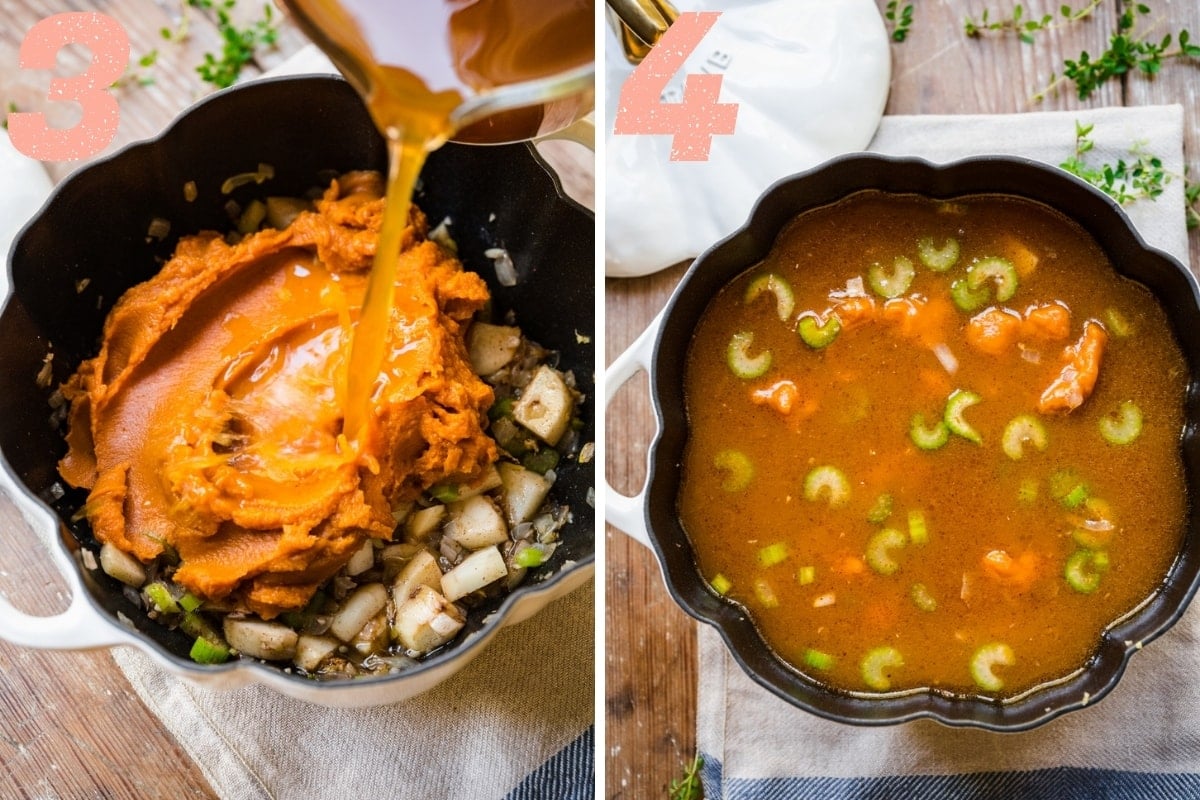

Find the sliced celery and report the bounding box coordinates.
[1002,414,1048,460]
[727,331,771,378]
[865,528,906,575]
[713,449,754,492]
[917,236,960,272]
[970,642,1014,692]
[1099,400,1143,446]
[797,314,841,349]
[861,646,904,691]
[944,389,983,444]
[744,273,796,322]
[803,465,851,508]
[868,256,916,299]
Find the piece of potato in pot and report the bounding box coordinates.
[512,365,575,446]
[344,539,375,576]
[392,549,443,607]
[498,462,552,526]
[445,495,509,550]
[294,634,340,672]
[468,322,522,375]
[441,546,508,602]
[405,505,447,541]
[328,583,388,642]
[224,617,299,661]
[394,586,465,654]
[99,542,146,587]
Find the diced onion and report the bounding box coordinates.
[485,247,518,286]
[932,343,958,375]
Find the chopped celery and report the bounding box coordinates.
[711,573,733,595]
[907,509,928,545]
[145,582,179,614]
[970,642,1014,692]
[1062,483,1090,510]
[861,646,904,691]
[910,413,950,450]
[1049,469,1087,506]
[797,314,841,349]
[865,528,906,575]
[488,396,515,420]
[758,542,789,568]
[910,582,937,612]
[1002,414,1048,460]
[803,465,850,508]
[190,636,230,665]
[1105,307,1133,338]
[1099,400,1143,445]
[514,546,545,568]
[804,648,835,671]
[797,565,816,585]
[745,273,796,322]
[713,449,754,492]
[967,257,1019,302]
[430,484,460,503]
[1072,497,1116,549]
[1065,549,1109,593]
[944,389,982,444]
[522,447,560,475]
[179,593,203,613]
[866,493,894,523]
[1017,477,1039,505]
[950,277,989,312]
[917,236,960,271]
[753,577,780,609]
[727,331,771,378]
[868,256,916,299]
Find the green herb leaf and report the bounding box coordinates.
[669,755,704,800]
[965,0,1100,42]
[885,1,915,42]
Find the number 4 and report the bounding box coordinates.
[613,11,739,162]
[9,13,129,162]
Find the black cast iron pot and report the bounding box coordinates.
[0,74,594,706]
[606,153,1200,730]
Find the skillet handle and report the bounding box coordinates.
[604,310,664,548]
[0,489,129,650]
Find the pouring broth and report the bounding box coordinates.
[680,192,1188,697]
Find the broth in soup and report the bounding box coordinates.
[680,192,1187,697]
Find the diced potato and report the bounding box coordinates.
[405,505,446,541]
[441,546,508,601]
[264,196,310,229]
[452,464,503,500]
[293,634,340,672]
[498,462,552,525]
[223,617,298,661]
[392,549,443,606]
[467,322,522,375]
[393,586,465,654]
[351,610,390,655]
[345,539,375,576]
[99,542,146,587]
[445,495,509,550]
[328,583,388,642]
[512,365,574,445]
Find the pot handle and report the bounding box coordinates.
[604,310,664,548]
[0,491,129,650]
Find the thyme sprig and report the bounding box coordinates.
[1059,121,1169,205]
[964,0,1102,44]
[669,755,704,800]
[156,0,279,89]
[1185,171,1200,230]
[112,50,160,89]
[886,1,915,42]
[1034,3,1200,101]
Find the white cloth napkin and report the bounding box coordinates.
[699,104,1198,800]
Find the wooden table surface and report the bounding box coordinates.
[0,3,593,799]
[604,1,1200,796]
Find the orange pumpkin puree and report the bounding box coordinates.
[59,172,497,618]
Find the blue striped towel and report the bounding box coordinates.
[699,105,1198,800]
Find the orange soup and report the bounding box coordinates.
[679,192,1188,697]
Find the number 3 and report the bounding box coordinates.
[9,12,129,162]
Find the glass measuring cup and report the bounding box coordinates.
[276,0,595,145]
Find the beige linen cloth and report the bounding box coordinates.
[698,104,1199,799]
